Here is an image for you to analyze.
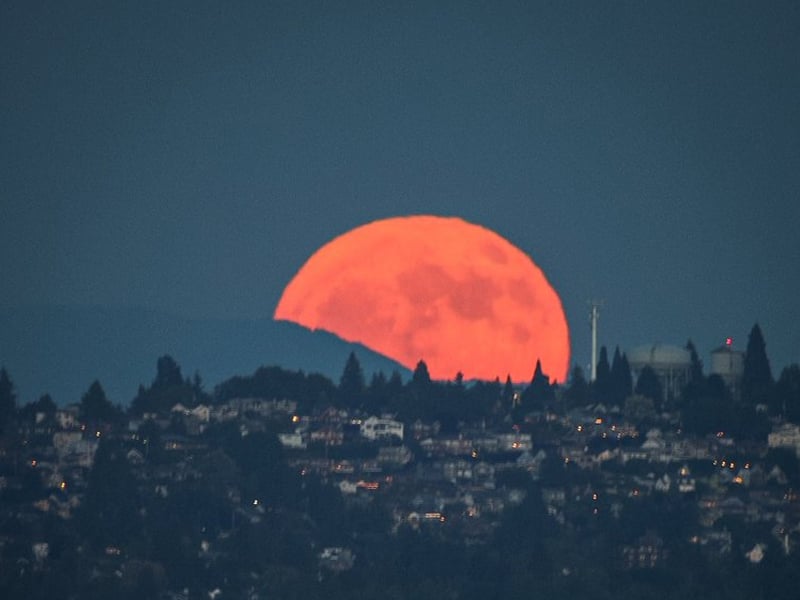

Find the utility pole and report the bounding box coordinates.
[589,301,603,382]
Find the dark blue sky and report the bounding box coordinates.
[3,1,799,378]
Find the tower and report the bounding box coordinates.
[589,301,602,381]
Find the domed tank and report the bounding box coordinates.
[627,344,691,402]
[627,344,691,370]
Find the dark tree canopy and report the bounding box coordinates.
[154,354,184,389]
[682,374,731,435]
[79,380,120,424]
[214,365,336,412]
[34,393,56,415]
[564,365,590,408]
[681,340,707,408]
[593,346,612,402]
[412,360,432,388]
[19,393,57,426]
[131,355,201,415]
[387,370,404,393]
[502,375,515,406]
[610,347,633,404]
[775,364,800,422]
[686,339,704,384]
[339,352,365,408]
[78,438,141,549]
[742,323,773,406]
[404,360,434,416]
[0,367,16,430]
[522,359,554,408]
[635,365,663,405]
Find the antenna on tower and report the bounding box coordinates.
[588,300,604,381]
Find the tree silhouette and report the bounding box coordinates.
[502,375,515,407]
[742,323,773,407]
[610,347,633,405]
[412,360,432,388]
[682,374,732,435]
[635,366,663,406]
[78,438,141,550]
[593,346,612,402]
[522,360,554,408]
[132,355,205,415]
[775,364,800,422]
[681,340,706,409]
[154,354,184,389]
[564,365,590,409]
[339,352,365,409]
[406,361,434,418]
[79,380,120,424]
[19,393,57,428]
[0,367,16,431]
[686,340,704,384]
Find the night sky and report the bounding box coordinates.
[3,1,799,387]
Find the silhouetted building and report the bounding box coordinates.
[628,344,691,403]
[710,343,744,399]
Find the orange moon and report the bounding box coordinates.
[274,215,570,383]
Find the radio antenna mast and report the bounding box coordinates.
[589,300,603,381]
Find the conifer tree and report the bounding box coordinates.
[502,375,515,406]
[686,340,704,384]
[339,352,365,409]
[742,323,773,406]
[154,355,184,389]
[523,360,554,407]
[593,346,612,402]
[564,365,590,408]
[411,360,432,388]
[0,367,16,431]
[776,364,800,422]
[635,366,663,406]
[610,347,633,404]
[79,380,119,424]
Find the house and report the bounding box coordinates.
[768,423,800,456]
[55,406,80,430]
[495,433,533,452]
[516,449,546,471]
[377,445,413,466]
[361,416,403,441]
[278,432,306,449]
[678,465,696,493]
[319,546,356,571]
[171,403,211,422]
[622,532,668,569]
[52,432,98,468]
[654,474,671,493]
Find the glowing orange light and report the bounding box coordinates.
[274,215,570,382]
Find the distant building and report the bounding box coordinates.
[319,546,356,572]
[710,344,744,399]
[55,405,80,430]
[768,423,800,456]
[627,344,691,403]
[622,532,668,569]
[278,432,307,449]
[361,416,404,441]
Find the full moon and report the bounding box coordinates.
[274,215,570,383]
